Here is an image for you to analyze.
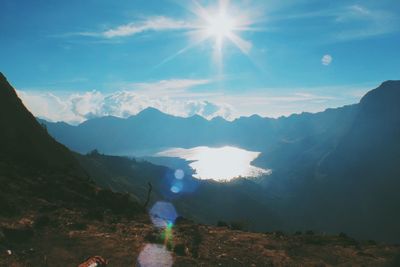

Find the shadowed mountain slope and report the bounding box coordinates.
[0,73,84,175]
[254,81,400,242]
[0,72,142,217]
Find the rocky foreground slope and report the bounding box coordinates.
[1,210,400,266]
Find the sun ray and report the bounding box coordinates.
[153,30,209,69]
[226,32,252,54]
[192,0,256,64]
[155,0,258,72]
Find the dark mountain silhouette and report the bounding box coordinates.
[313,80,400,242]
[254,81,400,242]
[0,73,84,175]
[0,72,141,217]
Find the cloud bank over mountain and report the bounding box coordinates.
[17,89,232,124]
[17,84,370,124]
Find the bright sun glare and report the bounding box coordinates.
[159,0,256,72]
[192,0,255,71]
[206,11,235,40]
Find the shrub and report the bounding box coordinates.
[87,149,101,156]
[274,231,285,237]
[69,222,88,231]
[174,243,187,256]
[305,230,314,235]
[85,208,104,221]
[230,221,245,231]
[0,196,18,217]
[144,231,163,244]
[2,227,34,243]
[175,216,191,225]
[217,221,229,227]
[96,189,142,218]
[33,215,51,229]
[339,232,348,238]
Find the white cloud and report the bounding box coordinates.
[333,4,398,41]
[18,90,232,124]
[269,4,399,42]
[80,16,192,38]
[321,54,332,66]
[349,5,371,16]
[16,78,230,124]
[184,101,232,119]
[16,79,373,125]
[126,79,211,93]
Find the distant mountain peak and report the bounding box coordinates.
[379,80,400,88]
[211,116,226,122]
[190,114,207,121]
[360,80,400,107]
[137,107,166,117]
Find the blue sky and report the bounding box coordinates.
[1,0,399,123]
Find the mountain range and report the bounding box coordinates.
[40,80,400,242]
[39,103,357,156]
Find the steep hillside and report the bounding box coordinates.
[0,73,84,175]
[0,72,143,265]
[256,81,400,242]
[0,72,142,218]
[315,80,400,242]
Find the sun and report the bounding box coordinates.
[190,0,255,71]
[156,0,257,72]
[205,11,235,40]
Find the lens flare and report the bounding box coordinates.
[174,169,185,179]
[149,201,178,228]
[162,222,175,248]
[170,181,183,194]
[137,244,173,267]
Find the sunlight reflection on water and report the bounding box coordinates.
[157,146,270,181]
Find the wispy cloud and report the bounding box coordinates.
[78,16,193,38]
[268,3,399,42]
[125,79,212,92]
[333,4,398,41]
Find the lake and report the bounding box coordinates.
[157,146,270,181]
